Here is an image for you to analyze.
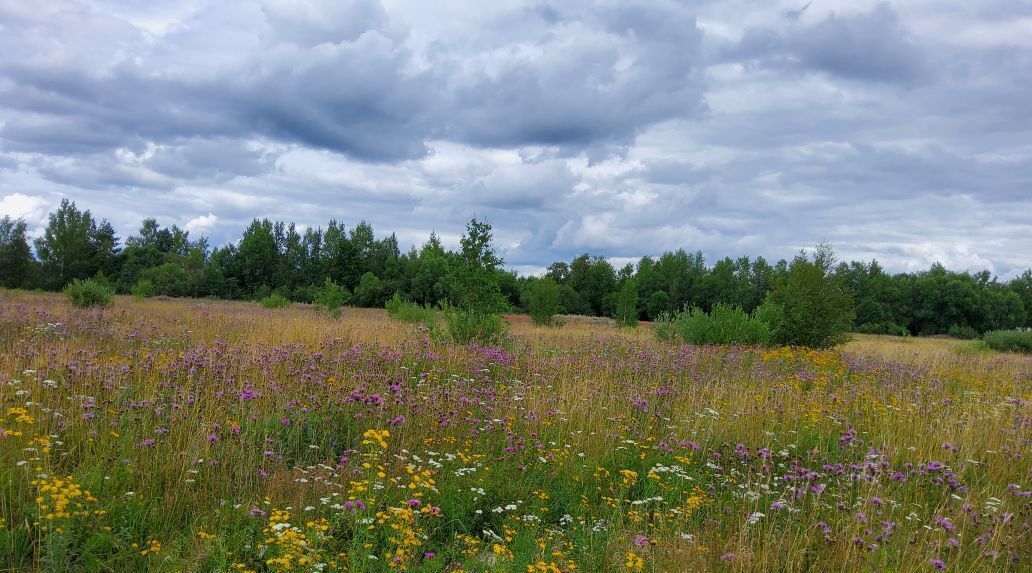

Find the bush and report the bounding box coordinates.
[982,329,1032,353]
[260,293,290,309]
[64,278,114,308]
[764,244,854,348]
[653,303,771,346]
[385,293,436,325]
[131,279,155,300]
[528,278,561,326]
[444,307,508,345]
[947,324,979,340]
[314,278,350,317]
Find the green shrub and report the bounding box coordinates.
[385,293,436,325]
[64,278,114,308]
[314,278,350,317]
[131,279,155,300]
[764,244,854,348]
[352,272,384,307]
[260,293,290,309]
[653,303,771,346]
[528,277,562,326]
[444,307,508,345]
[947,324,979,340]
[982,329,1032,353]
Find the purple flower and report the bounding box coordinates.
[207,433,219,444]
[634,535,649,548]
[930,557,946,570]
[932,516,956,532]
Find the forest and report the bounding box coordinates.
[1,199,1029,336]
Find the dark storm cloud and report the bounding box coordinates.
[0,0,1029,277]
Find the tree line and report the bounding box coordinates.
[1,199,1029,335]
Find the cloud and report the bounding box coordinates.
[0,192,50,225]
[720,3,927,84]
[184,212,219,236]
[0,0,1029,278]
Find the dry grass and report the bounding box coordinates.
[0,290,1028,572]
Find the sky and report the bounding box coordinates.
[0,0,1030,278]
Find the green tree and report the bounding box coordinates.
[139,262,189,296]
[444,217,507,345]
[528,277,561,326]
[456,217,505,314]
[34,199,118,290]
[646,290,671,320]
[764,244,854,348]
[233,219,280,297]
[352,272,385,307]
[0,216,35,288]
[614,279,639,328]
[1008,270,1032,327]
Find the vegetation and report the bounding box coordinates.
[385,293,436,326]
[947,324,979,340]
[527,277,561,326]
[260,292,291,309]
[313,278,350,317]
[1,293,1028,572]
[131,279,155,300]
[982,328,1032,353]
[613,279,639,328]
[654,303,771,346]
[444,217,508,344]
[763,244,855,348]
[0,201,1029,339]
[62,277,114,308]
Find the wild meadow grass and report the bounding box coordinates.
[0,290,1028,572]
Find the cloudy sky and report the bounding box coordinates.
[0,0,1030,277]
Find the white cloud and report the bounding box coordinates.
[0,193,49,225]
[184,212,219,236]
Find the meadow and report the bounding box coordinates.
[0,291,1028,572]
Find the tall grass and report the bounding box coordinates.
[384,293,436,324]
[0,292,1027,572]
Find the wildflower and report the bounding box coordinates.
[624,551,644,571]
[930,557,946,570]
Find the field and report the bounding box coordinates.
[1,291,1029,572]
